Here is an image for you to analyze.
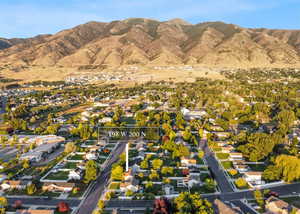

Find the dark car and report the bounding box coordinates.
[267,191,279,197]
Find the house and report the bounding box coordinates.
[229,153,244,161]
[16,210,54,214]
[234,165,249,173]
[222,145,235,153]
[42,182,75,192]
[136,142,146,152]
[124,169,134,182]
[85,152,98,160]
[0,180,31,191]
[232,160,246,165]
[27,135,65,145]
[99,117,112,123]
[20,142,60,162]
[120,181,139,192]
[68,169,83,181]
[163,184,175,195]
[265,196,300,214]
[244,171,263,185]
[180,157,197,167]
[186,173,202,188]
[213,132,230,138]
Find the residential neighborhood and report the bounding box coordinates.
[0,68,299,214]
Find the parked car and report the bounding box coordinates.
[267,191,279,197]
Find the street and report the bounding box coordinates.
[76,142,126,214]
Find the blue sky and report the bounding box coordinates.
[1,0,299,38]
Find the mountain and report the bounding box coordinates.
[1,18,300,68]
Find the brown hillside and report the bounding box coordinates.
[1,19,300,68]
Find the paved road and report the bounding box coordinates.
[231,200,258,214]
[76,142,126,214]
[202,140,233,193]
[7,197,80,207]
[0,96,6,114]
[105,181,300,210]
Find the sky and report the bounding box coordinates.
[1,0,300,38]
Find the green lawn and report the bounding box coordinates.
[212,147,222,152]
[64,162,78,169]
[109,182,120,190]
[216,153,229,160]
[97,158,107,164]
[221,161,233,169]
[195,157,204,165]
[45,171,69,180]
[248,164,266,172]
[200,173,210,182]
[67,154,84,161]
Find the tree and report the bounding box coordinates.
[182,127,192,142]
[22,159,30,169]
[97,200,105,209]
[238,133,275,162]
[111,165,123,181]
[152,159,163,170]
[161,167,174,176]
[0,196,7,214]
[228,169,238,176]
[27,183,37,195]
[204,178,216,192]
[276,110,296,129]
[234,178,248,189]
[253,189,264,207]
[0,197,7,207]
[274,155,300,182]
[140,159,149,169]
[198,150,205,159]
[125,190,134,197]
[263,165,281,181]
[174,192,214,214]
[149,170,160,180]
[64,142,76,153]
[84,160,97,183]
[57,202,70,213]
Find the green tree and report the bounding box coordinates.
[235,178,248,189]
[152,159,163,170]
[254,189,264,207]
[27,183,37,195]
[111,165,123,181]
[22,159,30,169]
[84,160,97,183]
[0,196,7,214]
[64,142,77,153]
[174,192,214,214]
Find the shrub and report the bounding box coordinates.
[228,169,238,176]
[235,178,248,189]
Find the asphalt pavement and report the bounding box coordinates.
[76,142,126,214]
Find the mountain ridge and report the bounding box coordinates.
[1,19,300,68]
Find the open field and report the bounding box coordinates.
[0,65,226,87]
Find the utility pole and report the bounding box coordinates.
[126,143,129,172]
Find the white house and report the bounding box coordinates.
[85,152,98,160]
[244,171,263,185]
[68,169,83,181]
[229,152,244,161]
[234,165,249,173]
[120,182,139,192]
[99,117,112,123]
